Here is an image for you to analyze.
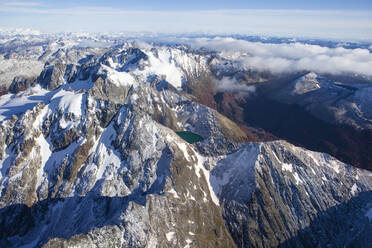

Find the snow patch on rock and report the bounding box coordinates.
[351,183,358,196]
[50,90,84,118]
[282,163,293,173]
[166,231,175,241]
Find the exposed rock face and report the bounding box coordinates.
[8,76,36,93]
[100,47,149,72]
[89,76,131,104]
[211,141,372,247]
[64,64,80,83]
[38,63,67,90]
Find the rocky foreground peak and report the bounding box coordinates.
[211,141,372,247]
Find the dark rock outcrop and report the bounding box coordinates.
[8,76,36,93]
[38,63,67,90]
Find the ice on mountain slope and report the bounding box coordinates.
[0,85,50,121]
[49,90,86,131]
[142,46,208,88]
[0,79,91,122]
[50,90,84,118]
[98,64,138,88]
[34,119,52,190]
[140,47,186,89]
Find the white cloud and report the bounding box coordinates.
[186,37,372,77]
[215,77,256,96]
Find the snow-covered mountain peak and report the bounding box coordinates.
[303,71,318,79]
[291,72,322,95]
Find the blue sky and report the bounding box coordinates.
[0,0,372,40]
[2,0,371,11]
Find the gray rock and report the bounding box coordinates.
[8,76,36,93]
[38,63,67,90]
[211,141,372,247]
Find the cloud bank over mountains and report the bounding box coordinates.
[185,37,372,77]
[0,28,371,78]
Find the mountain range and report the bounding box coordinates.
[0,34,371,247]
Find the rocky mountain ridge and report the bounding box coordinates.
[272,71,372,130]
[211,141,372,247]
